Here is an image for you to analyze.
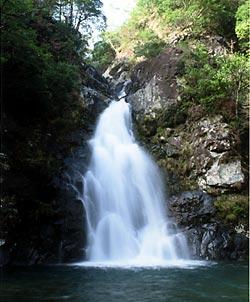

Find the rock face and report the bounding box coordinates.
[190,115,244,193]
[105,48,182,114]
[127,48,181,114]
[128,76,167,113]
[168,191,215,226]
[200,160,244,189]
[108,48,246,195]
[168,191,248,260]
[152,113,245,195]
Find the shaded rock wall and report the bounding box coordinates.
[50,64,113,264]
[0,64,113,266]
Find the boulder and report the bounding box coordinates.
[199,160,244,190]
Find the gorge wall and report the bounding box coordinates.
[0,64,113,266]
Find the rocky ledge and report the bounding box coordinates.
[168,191,248,260]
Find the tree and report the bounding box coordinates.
[91,39,116,72]
[36,0,106,32]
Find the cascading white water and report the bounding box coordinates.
[83,99,189,266]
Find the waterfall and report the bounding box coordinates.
[82,99,189,266]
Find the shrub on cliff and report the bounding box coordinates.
[235,0,250,52]
[90,39,116,72]
[214,194,249,227]
[134,30,166,58]
[178,44,249,128]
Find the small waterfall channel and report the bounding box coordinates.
[81,96,190,267]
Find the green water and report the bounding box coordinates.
[0,262,248,302]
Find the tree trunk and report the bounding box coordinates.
[59,0,62,21]
[70,0,73,26]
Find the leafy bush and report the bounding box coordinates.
[235,0,250,52]
[101,0,242,61]
[90,39,116,72]
[214,194,249,225]
[157,104,187,128]
[134,30,166,58]
[179,43,249,125]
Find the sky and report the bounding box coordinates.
[89,0,136,47]
[102,0,136,30]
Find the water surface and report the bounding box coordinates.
[0,262,248,302]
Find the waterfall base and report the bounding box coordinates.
[76,259,209,269]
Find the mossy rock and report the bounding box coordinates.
[214,194,249,226]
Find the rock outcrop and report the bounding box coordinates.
[168,191,248,260]
[128,48,181,115]
[190,115,244,193]
[106,48,246,195]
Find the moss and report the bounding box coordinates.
[214,194,249,226]
[136,109,199,191]
[226,213,237,222]
[157,104,187,128]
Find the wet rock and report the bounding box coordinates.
[104,59,131,80]
[233,233,249,257]
[0,244,10,267]
[168,190,249,260]
[168,191,215,226]
[104,59,132,94]
[200,223,217,258]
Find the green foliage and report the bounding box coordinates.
[34,0,105,32]
[134,30,166,58]
[2,2,82,127]
[179,43,249,127]
[214,194,249,225]
[90,39,116,72]
[235,0,250,51]
[157,104,187,128]
[1,0,104,243]
[138,0,239,37]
